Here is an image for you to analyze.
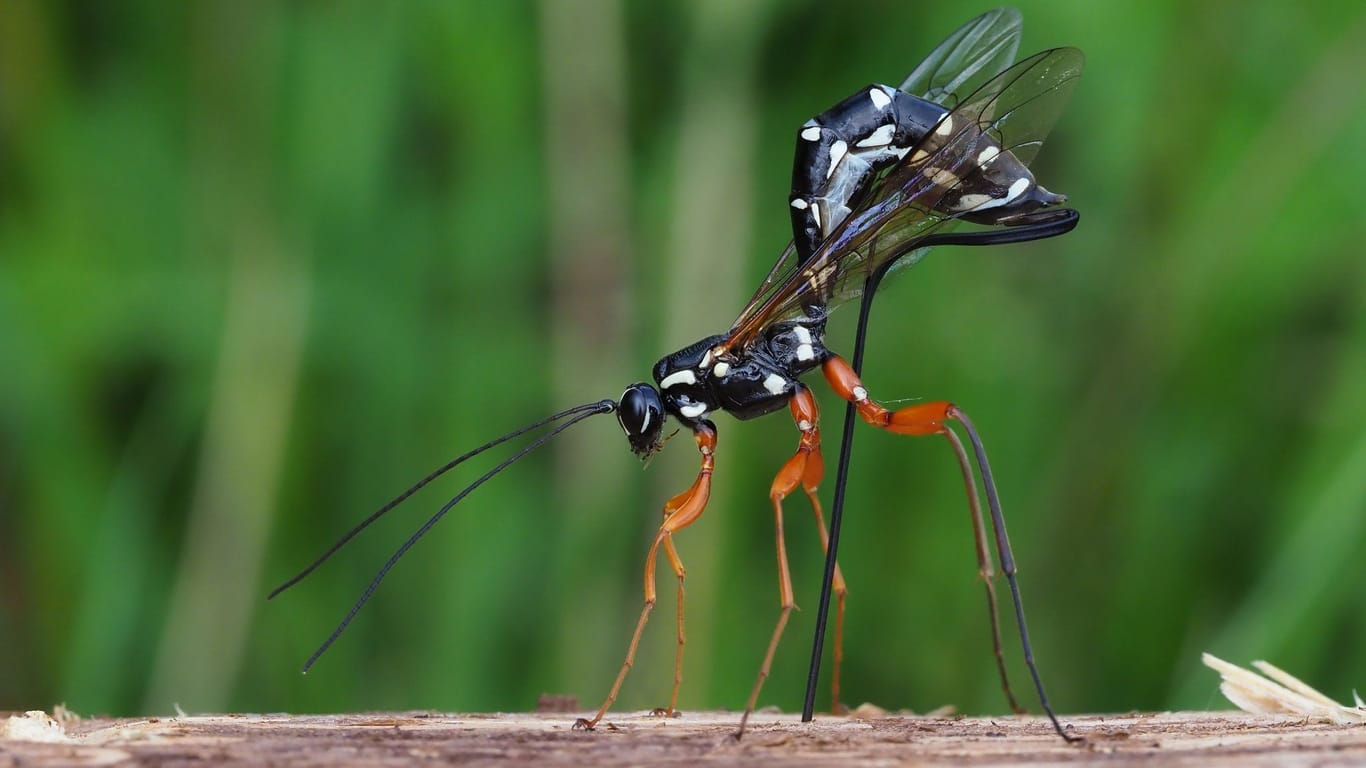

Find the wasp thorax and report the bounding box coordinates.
[617,383,665,458]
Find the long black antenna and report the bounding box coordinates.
[270,400,615,599]
[274,399,616,671]
[802,210,1079,721]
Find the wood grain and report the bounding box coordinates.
[4,710,1365,766]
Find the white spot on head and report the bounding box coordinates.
[711,361,730,377]
[679,402,707,419]
[869,88,891,110]
[852,386,868,402]
[935,114,954,136]
[790,197,808,210]
[801,125,822,142]
[763,374,787,396]
[826,140,848,179]
[856,124,896,148]
[639,409,652,434]
[660,370,697,390]
[976,145,1000,166]
[792,326,812,344]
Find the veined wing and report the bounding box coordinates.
[899,7,1021,107]
[729,9,1028,332]
[723,47,1084,352]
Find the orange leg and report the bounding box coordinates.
[821,355,1022,714]
[574,425,716,731]
[803,461,849,715]
[650,527,687,717]
[737,388,848,737]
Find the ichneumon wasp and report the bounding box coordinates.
[270,8,1084,741]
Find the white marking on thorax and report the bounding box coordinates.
[660,370,697,390]
[712,361,730,377]
[810,202,822,229]
[678,402,708,419]
[827,141,848,179]
[801,125,822,142]
[792,325,816,361]
[868,88,891,110]
[856,124,895,148]
[790,197,808,210]
[763,374,787,395]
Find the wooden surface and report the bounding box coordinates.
[4,709,1366,766]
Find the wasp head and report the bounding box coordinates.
[617,383,665,459]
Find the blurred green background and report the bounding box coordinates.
[2,0,1364,720]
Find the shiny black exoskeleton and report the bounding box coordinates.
[618,318,830,457]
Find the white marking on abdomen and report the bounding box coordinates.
[925,167,960,188]
[952,192,993,212]
[827,140,847,179]
[660,370,697,389]
[976,145,1000,166]
[962,176,1032,214]
[1003,176,1031,204]
[855,124,895,148]
[763,374,787,395]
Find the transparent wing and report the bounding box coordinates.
[723,47,1084,351]
[729,9,1029,331]
[899,8,1022,108]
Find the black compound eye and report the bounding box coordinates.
[618,383,664,458]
